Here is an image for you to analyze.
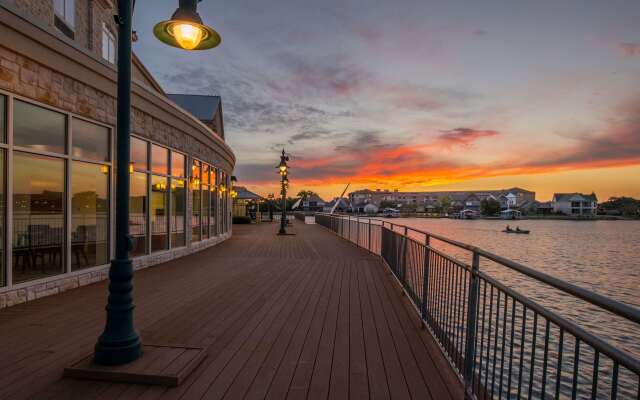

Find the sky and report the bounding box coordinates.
[133,0,640,201]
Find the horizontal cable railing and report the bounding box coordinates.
[314,213,640,399]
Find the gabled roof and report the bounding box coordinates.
[167,94,221,121]
[553,193,598,202]
[234,186,263,201]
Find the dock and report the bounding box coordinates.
[0,220,463,400]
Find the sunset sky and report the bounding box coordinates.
[134,0,640,201]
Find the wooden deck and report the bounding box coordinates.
[0,221,463,400]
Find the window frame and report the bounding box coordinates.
[101,22,116,64]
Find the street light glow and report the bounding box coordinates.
[171,22,205,50]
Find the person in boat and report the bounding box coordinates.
[516,226,521,232]
[506,225,512,231]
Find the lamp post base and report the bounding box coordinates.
[94,258,143,366]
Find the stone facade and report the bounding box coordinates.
[0,232,231,309]
[3,0,118,62]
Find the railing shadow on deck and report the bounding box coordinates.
[314,213,640,400]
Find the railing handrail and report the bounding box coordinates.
[316,212,640,326]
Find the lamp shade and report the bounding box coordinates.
[153,0,221,50]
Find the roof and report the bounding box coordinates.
[234,186,263,201]
[553,193,598,202]
[307,194,326,203]
[167,94,221,121]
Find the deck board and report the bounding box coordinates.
[0,220,462,400]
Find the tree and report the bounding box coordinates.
[438,197,452,214]
[481,198,501,216]
[379,200,396,209]
[600,197,640,217]
[296,190,318,199]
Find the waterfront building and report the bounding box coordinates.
[0,1,235,308]
[301,193,326,212]
[349,187,536,213]
[232,186,263,219]
[552,192,598,216]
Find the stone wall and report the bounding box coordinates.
[0,232,232,309]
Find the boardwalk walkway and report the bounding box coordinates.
[0,221,463,400]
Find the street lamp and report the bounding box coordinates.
[277,149,289,235]
[94,0,220,366]
[267,193,274,222]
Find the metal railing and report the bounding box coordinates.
[315,213,640,399]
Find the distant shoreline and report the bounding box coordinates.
[381,214,639,221]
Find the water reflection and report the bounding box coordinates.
[12,152,65,283]
[71,162,109,270]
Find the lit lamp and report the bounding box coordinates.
[153,0,221,51]
[276,149,290,235]
[93,0,221,367]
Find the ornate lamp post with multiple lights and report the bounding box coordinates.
[94,0,221,366]
[277,150,289,235]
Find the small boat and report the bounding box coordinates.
[502,228,530,234]
[382,208,401,218]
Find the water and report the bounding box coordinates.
[384,218,640,398]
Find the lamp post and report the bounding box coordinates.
[267,193,274,222]
[277,150,289,235]
[94,0,220,366]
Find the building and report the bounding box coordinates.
[323,197,351,213]
[300,194,325,212]
[348,187,536,213]
[232,186,263,219]
[0,1,235,308]
[552,193,598,216]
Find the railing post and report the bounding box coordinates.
[348,214,351,241]
[402,226,408,284]
[368,218,372,253]
[463,251,481,398]
[421,234,431,328]
[356,216,360,247]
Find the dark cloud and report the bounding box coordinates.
[437,128,500,145]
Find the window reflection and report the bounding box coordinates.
[12,152,65,283]
[131,137,148,171]
[192,160,201,242]
[0,95,6,143]
[171,179,186,247]
[0,150,4,286]
[72,119,110,161]
[171,152,185,177]
[210,167,217,236]
[151,175,168,252]
[129,172,147,256]
[71,162,109,270]
[202,180,210,239]
[14,100,66,154]
[151,144,168,175]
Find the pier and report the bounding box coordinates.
[0,220,462,400]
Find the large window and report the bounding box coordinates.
[191,160,201,242]
[171,179,186,247]
[170,152,186,248]
[12,152,65,283]
[210,167,217,237]
[129,171,147,256]
[0,149,4,286]
[71,162,109,270]
[202,164,210,239]
[14,100,66,154]
[151,175,168,252]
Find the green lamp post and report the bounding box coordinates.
[94,0,220,366]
